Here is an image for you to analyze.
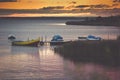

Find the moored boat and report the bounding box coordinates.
[50,35,69,45]
[8,34,16,41]
[78,35,102,41]
[12,38,41,47]
[87,35,102,40]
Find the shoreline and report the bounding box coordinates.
[66,16,120,27]
[55,40,120,67]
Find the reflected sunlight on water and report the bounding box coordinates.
[50,23,66,26]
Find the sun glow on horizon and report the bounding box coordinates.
[0,13,97,17]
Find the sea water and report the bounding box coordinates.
[0,18,120,80]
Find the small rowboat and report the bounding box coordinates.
[12,38,41,47]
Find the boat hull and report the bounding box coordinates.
[11,38,41,47]
[12,41,40,47]
[50,41,70,46]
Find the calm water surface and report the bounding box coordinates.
[0,18,120,80]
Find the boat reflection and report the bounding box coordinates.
[10,46,60,63]
[10,46,56,62]
[11,46,39,58]
[9,46,64,80]
[39,46,54,56]
[11,46,39,53]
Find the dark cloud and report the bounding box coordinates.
[112,3,119,6]
[76,5,89,8]
[0,0,17,2]
[113,0,120,2]
[0,6,120,17]
[75,4,111,9]
[90,4,111,9]
[0,6,66,15]
[90,8,120,16]
[40,6,64,10]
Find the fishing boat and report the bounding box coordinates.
[12,38,42,47]
[50,35,69,45]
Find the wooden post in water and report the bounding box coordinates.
[44,35,48,45]
[45,35,47,43]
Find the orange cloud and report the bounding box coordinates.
[0,0,120,17]
[0,0,119,9]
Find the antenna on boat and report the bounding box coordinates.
[41,36,43,42]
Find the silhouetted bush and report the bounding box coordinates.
[55,40,120,67]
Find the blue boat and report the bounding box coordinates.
[78,35,102,41]
[50,35,68,45]
[87,35,102,40]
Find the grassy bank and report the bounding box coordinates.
[55,40,120,67]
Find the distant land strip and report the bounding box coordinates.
[66,16,120,27]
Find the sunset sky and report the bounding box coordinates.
[0,0,120,17]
